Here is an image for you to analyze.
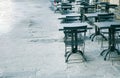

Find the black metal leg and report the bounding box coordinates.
[100,33,107,41]
[104,50,110,61]
[65,50,87,62]
[78,50,87,61]
[100,49,108,56]
[91,33,107,41]
[101,48,120,61]
[91,34,96,41]
[89,33,95,39]
[65,52,73,62]
[115,49,120,55]
[78,50,83,55]
[64,51,70,57]
[64,29,87,63]
[82,55,87,61]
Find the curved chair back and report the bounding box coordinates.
[98,13,115,22]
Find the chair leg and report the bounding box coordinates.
[78,50,87,61]
[64,51,70,57]
[91,34,96,41]
[115,49,120,55]
[65,52,73,63]
[104,50,110,61]
[100,33,107,41]
[101,37,104,48]
[104,49,120,61]
[89,33,94,39]
[78,50,83,56]
[100,49,108,56]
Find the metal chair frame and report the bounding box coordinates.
[63,26,87,62]
[100,24,120,60]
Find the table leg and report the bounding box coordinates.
[90,26,107,41]
[101,28,120,60]
[65,32,87,62]
[100,49,109,56]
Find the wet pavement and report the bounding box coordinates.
[0,0,120,78]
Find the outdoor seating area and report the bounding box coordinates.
[50,0,120,63]
[2,0,120,78]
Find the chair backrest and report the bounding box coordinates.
[65,16,82,22]
[98,2,109,5]
[63,26,87,34]
[97,2,109,8]
[83,5,96,13]
[66,15,81,18]
[63,26,87,42]
[61,16,81,23]
[98,13,115,22]
[61,3,71,6]
[109,4,117,9]
[80,1,89,6]
[110,24,120,33]
[61,3,72,9]
[67,0,75,3]
[54,0,62,3]
[97,2,110,12]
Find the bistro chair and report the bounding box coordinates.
[60,2,73,14]
[111,25,120,51]
[83,5,96,13]
[54,0,62,3]
[61,15,82,23]
[98,13,115,22]
[80,5,96,24]
[97,13,115,34]
[103,25,120,60]
[97,13,115,48]
[109,4,118,9]
[80,1,89,6]
[97,2,110,12]
[63,26,87,62]
[115,33,120,50]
